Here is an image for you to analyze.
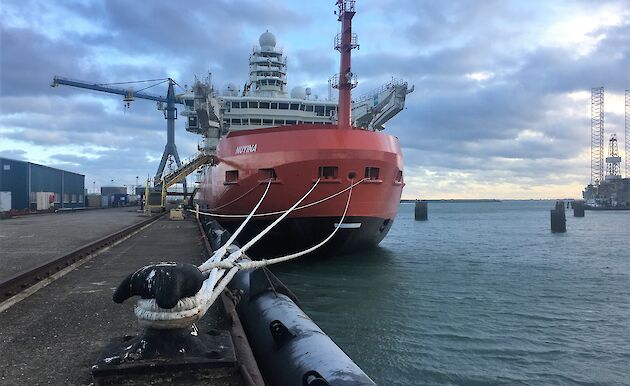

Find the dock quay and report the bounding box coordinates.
[0,207,149,282]
[0,210,258,385]
[1,206,374,385]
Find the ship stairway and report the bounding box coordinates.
[158,152,213,190]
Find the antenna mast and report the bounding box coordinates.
[334,1,359,129]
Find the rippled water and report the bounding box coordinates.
[272,201,630,385]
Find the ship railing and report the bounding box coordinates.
[352,78,408,104]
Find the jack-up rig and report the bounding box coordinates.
[582,87,630,209]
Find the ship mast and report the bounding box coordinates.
[334,1,359,129]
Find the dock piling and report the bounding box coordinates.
[551,200,567,233]
[414,200,428,221]
[573,200,585,217]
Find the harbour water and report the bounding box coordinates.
[273,201,630,385]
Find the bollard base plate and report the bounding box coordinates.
[91,327,238,385]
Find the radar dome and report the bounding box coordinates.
[259,30,276,48]
[224,82,238,96]
[290,86,307,99]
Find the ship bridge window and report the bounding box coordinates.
[286,120,296,125]
[325,106,337,116]
[319,166,338,179]
[315,106,325,116]
[225,170,239,183]
[271,102,278,109]
[249,102,258,108]
[263,119,273,125]
[365,167,380,180]
[260,102,270,109]
[305,105,314,112]
[290,103,299,110]
[231,101,239,109]
[240,102,248,108]
[300,104,305,111]
[279,103,289,110]
[259,168,277,181]
[251,118,261,125]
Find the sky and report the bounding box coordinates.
[1,0,629,199]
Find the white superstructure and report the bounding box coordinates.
[179,31,413,151]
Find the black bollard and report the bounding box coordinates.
[551,200,566,233]
[414,200,428,221]
[573,200,585,217]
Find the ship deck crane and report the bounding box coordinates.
[351,79,414,131]
[51,76,188,193]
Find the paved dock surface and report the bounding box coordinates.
[0,208,147,281]
[0,216,237,385]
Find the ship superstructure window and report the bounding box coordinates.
[263,119,273,125]
[259,168,277,180]
[251,118,261,125]
[290,103,299,110]
[319,166,338,179]
[260,102,270,109]
[306,105,314,112]
[225,170,239,183]
[279,103,289,110]
[365,167,380,180]
[315,106,325,116]
[249,102,258,108]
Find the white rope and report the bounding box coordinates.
[207,181,262,211]
[207,179,354,270]
[198,179,272,273]
[135,178,341,328]
[189,178,366,218]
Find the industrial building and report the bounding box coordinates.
[0,157,85,211]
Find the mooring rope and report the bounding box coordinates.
[136,177,358,328]
[190,177,366,218]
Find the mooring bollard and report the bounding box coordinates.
[414,200,428,221]
[573,200,585,217]
[551,200,566,233]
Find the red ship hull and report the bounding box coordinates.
[198,124,404,257]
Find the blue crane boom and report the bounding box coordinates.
[51,75,187,193]
[51,76,183,104]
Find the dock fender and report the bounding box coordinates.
[227,269,375,385]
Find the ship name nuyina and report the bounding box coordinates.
[235,144,257,154]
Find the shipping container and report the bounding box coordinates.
[86,194,102,208]
[35,191,55,210]
[0,191,11,212]
[111,193,128,207]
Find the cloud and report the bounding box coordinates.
[1,0,629,198]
